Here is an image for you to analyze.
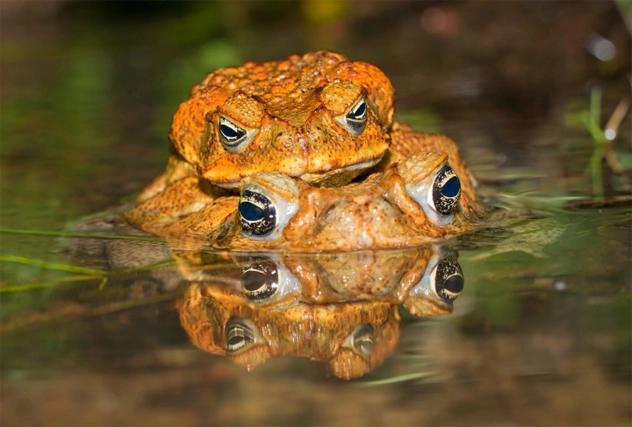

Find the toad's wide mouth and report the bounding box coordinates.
[299,157,383,186]
[213,157,383,189]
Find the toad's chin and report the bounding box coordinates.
[214,156,384,189]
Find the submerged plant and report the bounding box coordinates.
[582,86,631,200]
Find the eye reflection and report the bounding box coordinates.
[226,318,256,353]
[350,324,375,358]
[432,257,464,301]
[407,250,465,310]
[241,260,279,300]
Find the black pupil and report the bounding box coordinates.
[348,101,366,119]
[435,258,464,301]
[241,261,279,300]
[443,275,464,294]
[228,335,245,346]
[239,202,265,221]
[441,176,461,198]
[220,123,246,141]
[432,165,461,215]
[352,324,375,356]
[242,270,266,292]
[226,320,254,352]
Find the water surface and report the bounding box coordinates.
[1,2,630,426]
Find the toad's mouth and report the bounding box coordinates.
[300,157,383,185]
[215,157,383,189]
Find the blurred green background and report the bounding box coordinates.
[1,1,630,426]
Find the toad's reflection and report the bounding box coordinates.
[177,247,464,379]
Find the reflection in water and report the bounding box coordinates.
[176,247,463,379]
[64,215,464,379]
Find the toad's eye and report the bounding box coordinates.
[226,319,256,353]
[219,117,246,144]
[405,162,461,226]
[347,98,367,121]
[335,97,368,136]
[432,165,461,216]
[241,260,279,301]
[218,116,257,153]
[431,257,464,301]
[239,190,276,237]
[239,174,300,240]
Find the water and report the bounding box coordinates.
[1,2,630,426]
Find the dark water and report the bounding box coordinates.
[1,2,631,426]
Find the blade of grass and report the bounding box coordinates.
[0,275,102,293]
[583,87,606,199]
[0,255,106,276]
[356,372,436,387]
[0,227,157,241]
[91,291,178,315]
[97,277,108,291]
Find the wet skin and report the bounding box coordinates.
[135,137,479,251]
[67,216,463,379]
[178,247,464,379]
[126,51,395,231]
[125,52,480,248]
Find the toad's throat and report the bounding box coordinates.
[214,157,383,189]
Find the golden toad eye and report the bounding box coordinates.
[218,116,258,153]
[334,96,368,137]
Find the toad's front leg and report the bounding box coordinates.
[125,176,216,235]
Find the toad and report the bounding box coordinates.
[126,51,395,232]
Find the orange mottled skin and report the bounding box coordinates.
[126,52,480,247]
[218,143,479,251]
[180,281,400,379]
[145,137,480,251]
[127,51,395,232]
